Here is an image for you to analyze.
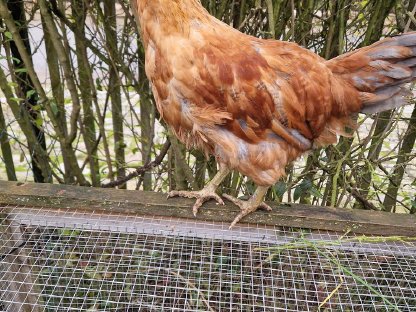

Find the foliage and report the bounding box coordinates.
[0,0,414,213]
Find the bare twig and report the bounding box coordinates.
[101,140,171,188]
[405,3,416,32]
[290,0,295,41]
[349,188,378,211]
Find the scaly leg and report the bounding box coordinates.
[168,165,230,216]
[223,186,271,228]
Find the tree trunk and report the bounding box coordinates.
[6,0,50,183]
[353,111,394,209]
[383,106,416,212]
[37,0,88,185]
[104,0,126,188]
[0,100,17,181]
[0,66,52,182]
[321,0,351,58]
[294,0,316,47]
[40,13,74,184]
[362,0,397,47]
[72,0,100,186]
[137,41,155,190]
[139,93,155,190]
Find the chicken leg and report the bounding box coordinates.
[223,186,272,228]
[167,165,230,216]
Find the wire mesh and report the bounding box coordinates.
[1,205,416,311]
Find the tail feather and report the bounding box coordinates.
[398,58,416,67]
[327,31,416,115]
[361,89,411,114]
[380,32,416,47]
[360,86,407,104]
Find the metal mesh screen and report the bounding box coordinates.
[1,205,416,311]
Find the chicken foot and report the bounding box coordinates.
[167,165,230,216]
[223,186,272,229]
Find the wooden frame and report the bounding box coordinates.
[0,180,415,236]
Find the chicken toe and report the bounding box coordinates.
[168,188,224,216]
[223,186,271,228]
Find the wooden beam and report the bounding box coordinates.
[0,180,415,236]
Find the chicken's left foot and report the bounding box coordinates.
[167,165,231,216]
[223,186,271,228]
[168,188,224,216]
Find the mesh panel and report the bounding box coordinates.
[1,205,416,311]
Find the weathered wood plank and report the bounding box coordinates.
[0,180,415,236]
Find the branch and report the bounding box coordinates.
[349,188,378,211]
[101,140,171,188]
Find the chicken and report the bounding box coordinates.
[130,0,416,227]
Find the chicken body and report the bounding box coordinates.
[131,0,416,227]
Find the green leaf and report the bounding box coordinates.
[35,117,43,127]
[4,31,12,39]
[15,68,27,73]
[50,99,59,116]
[10,97,22,103]
[273,181,286,198]
[309,185,323,199]
[7,81,18,88]
[26,89,36,99]
[294,179,312,201]
[293,186,303,202]
[61,229,81,237]
[246,181,256,194]
[31,104,41,111]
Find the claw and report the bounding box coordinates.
[259,202,273,211]
[193,198,203,216]
[230,212,245,229]
[212,194,225,206]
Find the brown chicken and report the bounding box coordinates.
[131,0,415,227]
